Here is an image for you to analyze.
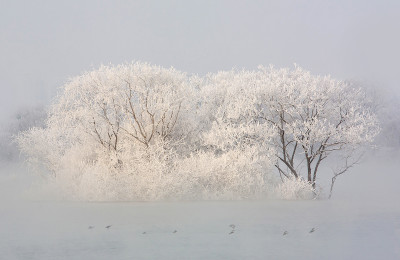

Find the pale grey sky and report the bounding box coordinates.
[1,0,399,121]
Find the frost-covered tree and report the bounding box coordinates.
[197,70,277,198]
[17,62,276,200]
[203,66,379,198]
[254,66,379,195]
[17,63,197,200]
[0,105,46,162]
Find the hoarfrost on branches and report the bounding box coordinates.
[201,66,379,198]
[17,62,380,200]
[275,176,316,200]
[254,66,379,191]
[17,62,276,201]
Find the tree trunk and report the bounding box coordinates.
[306,155,312,183]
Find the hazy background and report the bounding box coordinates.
[1,2,400,258]
[1,0,399,122]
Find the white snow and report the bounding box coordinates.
[1,154,399,260]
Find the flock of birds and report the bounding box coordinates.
[88,225,111,229]
[283,227,316,236]
[87,224,317,235]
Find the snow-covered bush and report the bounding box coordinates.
[275,177,316,200]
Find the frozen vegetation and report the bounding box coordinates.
[1,1,399,259]
[15,62,379,201]
[0,62,399,259]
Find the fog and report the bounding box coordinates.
[1,1,400,259]
[1,0,399,122]
[1,153,400,259]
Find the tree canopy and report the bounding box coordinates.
[17,62,379,201]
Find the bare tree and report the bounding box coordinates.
[329,152,364,199]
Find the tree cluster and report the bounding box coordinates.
[17,62,380,201]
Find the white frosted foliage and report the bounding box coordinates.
[16,63,379,200]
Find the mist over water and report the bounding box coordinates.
[1,149,398,202]
[1,152,399,260]
[1,1,400,259]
